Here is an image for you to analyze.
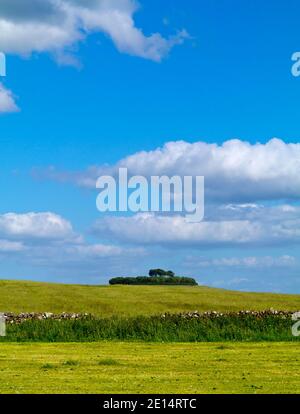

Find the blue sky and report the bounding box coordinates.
[0,0,299,292]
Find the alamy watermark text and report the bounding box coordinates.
[96,168,205,222]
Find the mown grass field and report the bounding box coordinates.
[0,342,299,394]
[0,280,299,316]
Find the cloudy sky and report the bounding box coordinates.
[0,0,300,292]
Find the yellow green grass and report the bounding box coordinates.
[0,342,299,393]
[0,280,299,316]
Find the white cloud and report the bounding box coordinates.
[208,203,300,222]
[93,203,300,247]
[0,83,19,113]
[0,239,25,252]
[0,209,298,288]
[42,138,300,203]
[23,241,142,266]
[0,211,144,276]
[114,138,300,202]
[94,213,259,245]
[0,212,74,240]
[0,0,188,62]
[185,255,297,268]
[65,243,124,258]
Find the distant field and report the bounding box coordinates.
[0,342,299,394]
[0,280,299,316]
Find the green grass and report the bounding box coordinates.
[1,314,298,342]
[0,342,299,393]
[0,280,299,316]
[1,281,299,394]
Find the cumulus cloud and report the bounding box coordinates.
[0,83,19,113]
[0,211,144,276]
[33,139,300,255]
[112,138,300,202]
[0,0,188,61]
[0,209,297,288]
[0,212,75,240]
[92,203,300,247]
[40,138,300,203]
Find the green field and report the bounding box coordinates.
[1,280,299,394]
[0,280,299,316]
[0,342,299,394]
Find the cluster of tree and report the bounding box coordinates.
[148,269,175,277]
[109,271,198,286]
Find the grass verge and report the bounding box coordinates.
[1,314,298,342]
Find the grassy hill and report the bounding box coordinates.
[0,280,299,316]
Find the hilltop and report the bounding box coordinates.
[0,280,299,316]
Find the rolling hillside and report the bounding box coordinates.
[0,280,299,316]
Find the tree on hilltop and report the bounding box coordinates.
[149,269,175,277]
